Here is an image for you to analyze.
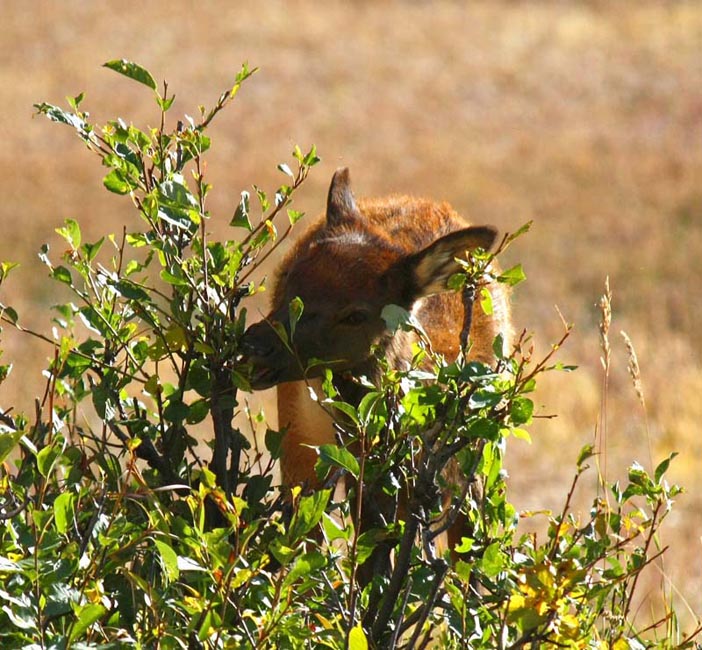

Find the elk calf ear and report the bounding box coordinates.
[409,226,498,298]
[326,167,360,226]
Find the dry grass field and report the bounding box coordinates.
[1,0,700,634]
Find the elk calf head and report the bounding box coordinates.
[241,168,498,389]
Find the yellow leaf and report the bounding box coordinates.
[314,613,334,630]
[349,626,368,650]
[508,594,526,612]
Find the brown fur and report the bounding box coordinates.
[242,168,511,550]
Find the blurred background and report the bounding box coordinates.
[1,1,700,630]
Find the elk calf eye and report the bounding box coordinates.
[340,310,369,326]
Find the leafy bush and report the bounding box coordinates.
[0,61,697,649]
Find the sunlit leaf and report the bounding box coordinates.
[349,626,368,650]
[288,296,304,339]
[0,430,24,464]
[277,162,294,178]
[54,492,76,535]
[480,542,508,578]
[103,169,133,195]
[498,264,526,287]
[55,219,81,249]
[69,603,107,643]
[317,444,360,479]
[154,539,180,582]
[103,59,157,91]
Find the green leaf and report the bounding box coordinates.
[492,332,505,359]
[230,191,252,230]
[229,62,258,99]
[0,430,24,464]
[349,626,369,650]
[103,59,157,91]
[111,279,150,302]
[654,452,678,484]
[0,261,19,282]
[466,417,500,441]
[510,397,534,425]
[37,444,60,477]
[454,556,474,584]
[381,304,414,331]
[0,304,19,324]
[270,539,298,566]
[326,399,359,425]
[156,94,175,112]
[287,209,304,225]
[160,269,190,287]
[322,512,350,544]
[357,390,383,426]
[186,399,209,425]
[160,176,198,208]
[265,428,284,459]
[288,296,304,339]
[498,264,526,287]
[284,550,326,585]
[577,443,595,468]
[469,388,501,409]
[447,272,466,291]
[454,538,475,554]
[69,603,108,643]
[504,220,532,246]
[254,185,270,212]
[628,461,649,487]
[317,444,360,479]
[480,287,493,314]
[291,489,331,539]
[511,427,532,443]
[479,541,508,578]
[56,219,81,249]
[81,237,105,262]
[34,102,87,131]
[164,397,189,423]
[52,266,73,285]
[66,92,85,110]
[154,539,180,582]
[103,168,134,195]
[54,491,76,535]
[303,144,320,167]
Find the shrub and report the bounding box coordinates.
[0,60,697,649]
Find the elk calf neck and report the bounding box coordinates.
[242,168,511,490]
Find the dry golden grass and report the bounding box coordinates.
[1,0,700,633]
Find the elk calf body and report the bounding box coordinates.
[242,168,511,547]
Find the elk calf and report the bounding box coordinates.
[242,168,511,535]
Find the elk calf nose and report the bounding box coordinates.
[240,322,278,360]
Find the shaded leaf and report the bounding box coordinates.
[230,191,252,230]
[654,452,678,484]
[510,397,534,425]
